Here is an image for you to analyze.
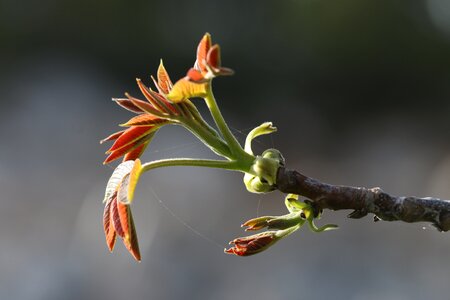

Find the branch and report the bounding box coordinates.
[276,167,450,231]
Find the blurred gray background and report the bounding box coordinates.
[1,0,450,299]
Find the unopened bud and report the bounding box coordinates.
[243,154,282,194]
[262,148,285,167]
[225,227,299,256]
[242,213,304,231]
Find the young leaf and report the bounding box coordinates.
[103,161,135,204]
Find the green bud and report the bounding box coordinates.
[243,154,281,193]
[267,212,305,230]
[243,172,275,194]
[242,212,305,231]
[262,148,285,166]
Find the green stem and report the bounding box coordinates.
[141,158,244,173]
[204,85,247,158]
[182,120,232,158]
[183,100,221,139]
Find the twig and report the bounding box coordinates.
[276,167,450,231]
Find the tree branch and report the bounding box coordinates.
[276,167,450,231]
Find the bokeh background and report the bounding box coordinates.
[1,0,450,299]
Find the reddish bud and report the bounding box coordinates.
[224,231,278,256]
[186,68,207,83]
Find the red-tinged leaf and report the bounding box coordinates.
[136,79,166,112]
[126,93,163,116]
[150,75,182,115]
[195,33,212,72]
[157,60,173,94]
[123,139,150,162]
[117,200,131,239]
[186,68,207,83]
[150,75,164,94]
[123,210,141,261]
[106,126,154,154]
[147,86,179,115]
[103,196,117,252]
[206,44,221,70]
[104,147,133,164]
[113,98,144,114]
[217,67,234,76]
[104,134,152,164]
[100,130,125,144]
[121,114,167,127]
[111,197,125,237]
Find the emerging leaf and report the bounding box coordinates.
[100,130,126,144]
[206,44,221,70]
[157,59,173,94]
[186,68,208,83]
[103,195,117,252]
[112,98,144,114]
[128,159,143,203]
[120,114,167,127]
[106,126,156,154]
[124,209,141,261]
[110,195,125,237]
[194,33,212,72]
[123,140,150,162]
[166,78,208,103]
[117,159,142,205]
[245,122,277,155]
[103,161,134,204]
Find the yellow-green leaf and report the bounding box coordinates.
[127,159,143,204]
[166,78,208,103]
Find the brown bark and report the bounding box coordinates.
[276,167,450,231]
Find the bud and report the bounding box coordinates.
[242,212,304,231]
[261,148,285,167]
[243,172,274,194]
[243,155,281,194]
[224,231,278,256]
[242,216,276,231]
[225,227,298,256]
